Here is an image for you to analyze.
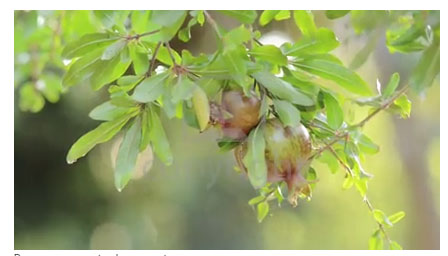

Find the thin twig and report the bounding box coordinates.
[127,29,161,40]
[204,11,223,38]
[353,85,409,128]
[364,197,392,244]
[146,41,162,77]
[164,42,178,66]
[328,146,355,177]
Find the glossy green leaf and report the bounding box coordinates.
[393,94,412,118]
[152,10,186,27]
[116,75,142,92]
[249,45,287,66]
[294,56,372,96]
[140,107,151,152]
[101,39,127,60]
[342,175,354,190]
[253,71,314,106]
[293,10,317,37]
[132,72,169,103]
[243,125,267,189]
[368,230,384,250]
[409,37,440,94]
[282,28,339,56]
[219,10,257,24]
[389,241,403,250]
[148,107,173,166]
[62,50,102,89]
[257,201,269,223]
[129,43,149,76]
[275,10,291,21]
[131,10,151,34]
[373,209,393,227]
[323,92,343,130]
[90,53,132,90]
[273,99,301,127]
[248,195,265,206]
[388,211,406,224]
[259,10,280,26]
[66,110,138,164]
[114,117,142,191]
[383,73,400,98]
[62,33,119,59]
[89,101,137,121]
[171,76,197,104]
[325,10,350,20]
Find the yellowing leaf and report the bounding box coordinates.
[192,87,210,131]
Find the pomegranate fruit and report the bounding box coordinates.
[211,90,261,140]
[235,118,313,206]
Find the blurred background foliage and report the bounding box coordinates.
[14,10,439,249]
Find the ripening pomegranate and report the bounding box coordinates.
[211,90,261,140]
[235,118,312,206]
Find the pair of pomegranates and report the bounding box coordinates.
[211,90,313,206]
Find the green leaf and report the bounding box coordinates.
[148,107,173,166]
[131,10,151,34]
[217,138,241,152]
[89,101,137,121]
[132,72,169,103]
[393,94,412,119]
[19,83,45,113]
[192,86,210,131]
[223,25,252,48]
[342,175,354,190]
[90,53,132,90]
[129,43,149,76]
[383,73,400,98]
[101,39,127,60]
[62,33,119,59]
[293,10,317,37]
[325,10,350,20]
[373,209,393,227]
[323,92,343,130]
[243,125,267,189]
[257,201,269,223]
[259,10,280,26]
[389,241,403,250]
[253,71,314,106]
[171,76,197,104]
[219,10,257,24]
[388,211,406,224]
[294,56,372,96]
[368,230,384,250]
[151,10,187,27]
[248,195,265,206]
[140,107,151,152]
[249,45,287,66]
[273,99,301,127]
[114,117,142,191]
[275,10,291,21]
[62,50,102,89]
[409,37,440,94]
[66,110,138,164]
[116,75,142,92]
[282,28,339,56]
[355,178,368,197]
[156,45,182,66]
